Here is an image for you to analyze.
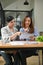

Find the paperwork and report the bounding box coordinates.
[19,32,34,40]
[10,41,38,45]
[10,41,25,45]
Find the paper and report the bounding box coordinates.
[26,41,38,44]
[19,32,34,40]
[10,41,37,45]
[10,41,25,45]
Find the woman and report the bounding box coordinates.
[19,16,39,65]
[19,16,39,40]
[1,16,21,65]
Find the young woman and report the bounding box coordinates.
[19,16,39,65]
[1,16,21,65]
[19,16,39,40]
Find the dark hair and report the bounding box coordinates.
[6,16,14,23]
[22,16,34,33]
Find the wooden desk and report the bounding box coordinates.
[0,41,43,49]
[0,41,43,65]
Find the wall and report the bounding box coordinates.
[4,0,34,22]
[4,0,33,11]
[1,0,43,32]
[0,0,16,8]
[34,0,43,32]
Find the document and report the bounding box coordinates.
[10,41,38,45]
[26,41,38,44]
[10,41,25,45]
[19,32,34,40]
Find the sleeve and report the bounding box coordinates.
[34,27,39,36]
[20,28,24,32]
[1,28,10,43]
[19,28,24,40]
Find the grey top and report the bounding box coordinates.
[1,26,18,43]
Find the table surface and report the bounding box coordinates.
[0,40,43,65]
[0,41,43,49]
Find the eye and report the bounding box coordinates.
[11,22,13,23]
[28,20,30,21]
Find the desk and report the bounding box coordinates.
[0,41,43,65]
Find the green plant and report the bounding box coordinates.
[35,36,43,42]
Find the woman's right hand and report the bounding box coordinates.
[10,32,22,40]
[17,32,22,36]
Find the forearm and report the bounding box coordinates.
[10,32,18,41]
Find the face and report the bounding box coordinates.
[8,19,15,28]
[25,17,31,28]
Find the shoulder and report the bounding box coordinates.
[20,28,24,32]
[1,26,7,31]
[20,28,23,30]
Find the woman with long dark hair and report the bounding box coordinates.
[19,16,39,65]
[20,16,39,40]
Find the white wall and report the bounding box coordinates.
[34,0,43,32]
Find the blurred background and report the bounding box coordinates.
[0,0,43,36]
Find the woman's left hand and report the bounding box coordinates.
[29,36,35,41]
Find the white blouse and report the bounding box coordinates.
[1,26,18,43]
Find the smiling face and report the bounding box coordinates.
[24,17,31,28]
[22,16,34,33]
[8,19,15,28]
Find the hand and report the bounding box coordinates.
[29,36,35,41]
[10,32,22,40]
[17,32,22,36]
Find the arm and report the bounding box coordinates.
[1,28,10,43]
[10,32,21,41]
[29,27,39,41]
[34,27,39,36]
[1,27,21,43]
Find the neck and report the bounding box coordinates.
[8,25,13,29]
[25,26,29,29]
